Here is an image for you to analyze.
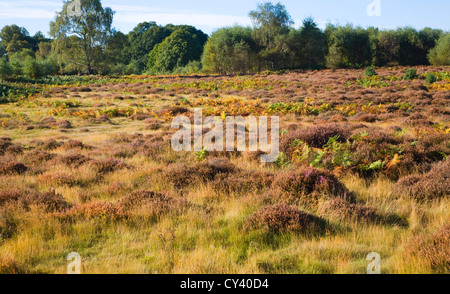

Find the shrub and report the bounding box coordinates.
[59,154,89,167]
[428,34,450,66]
[53,202,127,222]
[425,73,437,84]
[211,171,274,194]
[0,209,20,241]
[0,189,70,212]
[90,158,129,174]
[394,160,449,200]
[0,60,13,79]
[164,158,238,189]
[244,204,324,234]
[0,258,29,274]
[405,225,450,273]
[271,167,351,207]
[119,190,188,218]
[280,124,350,158]
[0,161,28,175]
[318,198,380,223]
[364,66,377,77]
[403,68,418,80]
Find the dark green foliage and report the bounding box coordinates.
[428,34,450,66]
[297,18,326,69]
[403,68,418,80]
[365,66,377,77]
[147,26,208,73]
[425,73,437,84]
[202,26,257,74]
[126,22,174,72]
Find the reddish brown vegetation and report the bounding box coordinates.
[244,204,325,233]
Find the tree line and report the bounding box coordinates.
[0,0,449,79]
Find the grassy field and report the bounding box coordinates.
[0,66,449,274]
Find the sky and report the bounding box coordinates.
[0,0,449,37]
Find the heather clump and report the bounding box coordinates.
[119,190,189,218]
[53,202,127,222]
[0,189,70,212]
[405,225,450,273]
[244,204,325,234]
[271,167,351,207]
[280,124,350,158]
[0,161,28,175]
[394,160,449,200]
[164,158,238,189]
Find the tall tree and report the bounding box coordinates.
[202,26,257,74]
[298,18,326,69]
[127,22,174,72]
[50,0,114,74]
[0,25,31,56]
[249,2,294,70]
[148,26,208,73]
[428,34,450,66]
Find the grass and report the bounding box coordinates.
[0,65,449,274]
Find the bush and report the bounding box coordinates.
[244,204,324,233]
[364,66,377,77]
[428,34,450,66]
[280,124,350,158]
[119,190,188,218]
[0,161,28,175]
[405,225,450,273]
[394,159,449,200]
[403,68,418,80]
[0,189,70,212]
[0,60,12,79]
[317,198,389,225]
[271,167,351,207]
[425,73,437,84]
[53,202,127,222]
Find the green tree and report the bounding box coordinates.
[50,0,114,74]
[105,30,130,73]
[375,30,400,66]
[428,34,450,66]
[297,18,326,69]
[202,26,257,74]
[0,25,31,56]
[249,2,294,70]
[127,22,174,72]
[148,26,208,73]
[326,25,372,69]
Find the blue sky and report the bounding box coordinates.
[0,0,449,36]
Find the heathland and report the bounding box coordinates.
[0,66,448,273]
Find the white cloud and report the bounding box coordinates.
[0,1,251,32]
[110,4,251,29]
[0,0,61,19]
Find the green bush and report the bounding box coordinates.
[425,73,437,84]
[364,66,377,77]
[0,60,12,79]
[125,60,141,75]
[428,34,450,66]
[403,68,418,80]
